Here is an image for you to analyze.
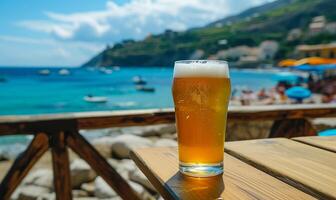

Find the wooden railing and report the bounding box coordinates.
[0,104,335,200]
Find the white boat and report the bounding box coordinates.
[84,95,108,103]
[113,66,120,71]
[59,69,70,76]
[87,67,95,71]
[99,68,113,74]
[104,69,113,74]
[133,76,147,85]
[38,69,50,76]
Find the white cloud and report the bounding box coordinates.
[0,35,54,45]
[0,35,104,66]
[18,0,273,43]
[7,0,273,66]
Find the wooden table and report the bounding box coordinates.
[130,136,336,200]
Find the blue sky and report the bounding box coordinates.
[0,0,272,66]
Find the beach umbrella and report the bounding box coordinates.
[278,59,296,67]
[293,64,336,72]
[293,65,324,72]
[294,57,336,66]
[273,72,300,83]
[318,129,336,136]
[285,86,311,101]
[318,64,336,70]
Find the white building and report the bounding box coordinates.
[259,40,279,60]
[216,46,259,61]
[309,16,327,36]
[325,22,336,34]
[214,40,279,62]
[287,28,302,41]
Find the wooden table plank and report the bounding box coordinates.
[130,147,315,200]
[225,138,336,200]
[293,136,336,153]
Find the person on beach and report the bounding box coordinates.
[240,88,256,105]
[257,88,269,100]
[321,92,336,103]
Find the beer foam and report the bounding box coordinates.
[174,60,229,78]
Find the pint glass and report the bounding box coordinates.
[172,60,230,177]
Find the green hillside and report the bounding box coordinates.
[82,0,336,67]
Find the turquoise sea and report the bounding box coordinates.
[0,66,278,156]
[0,66,278,115]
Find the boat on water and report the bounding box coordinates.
[136,85,155,92]
[100,68,113,74]
[104,69,113,74]
[113,66,120,71]
[38,69,51,76]
[84,95,108,103]
[87,67,96,71]
[0,76,6,82]
[133,76,147,85]
[58,69,70,76]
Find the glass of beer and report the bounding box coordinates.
[172,60,230,177]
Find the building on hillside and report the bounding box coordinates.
[189,49,204,60]
[297,43,336,58]
[325,22,336,34]
[239,55,259,62]
[214,22,224,28]
[214,40,279,62]
[215,45,259,62]
[309,16,326,36]
[259,40,279,60]
[163,29,177,38]
[287,28,302,41]
[144,34,152,40]
[218,39,228,45]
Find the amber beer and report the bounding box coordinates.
[172,60,230,177]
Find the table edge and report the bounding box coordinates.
[130,149,178,200]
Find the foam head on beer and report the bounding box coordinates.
[174,60,229,78]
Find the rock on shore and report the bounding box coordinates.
[11,124,176,200]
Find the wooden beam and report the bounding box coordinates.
[50,131,72,200]
[0,104,335,135]
[228,104,336,120]
[0,119,77,135]
[67,131,141,200]
[77,109,175,129]
[0,133,49,199]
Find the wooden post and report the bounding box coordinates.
[67,131,141,200]
[269,118,317,138]
[0,133,49,200]
[50,131,72,200]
